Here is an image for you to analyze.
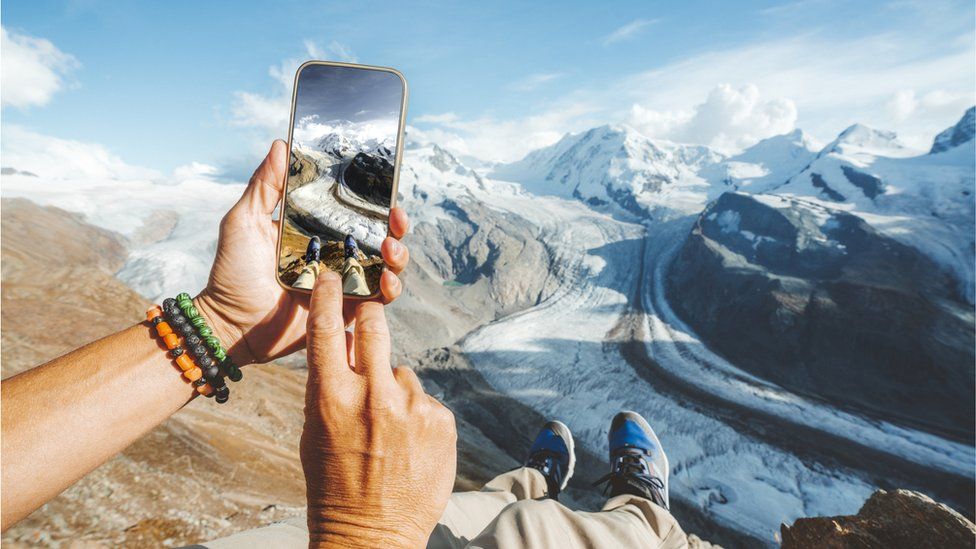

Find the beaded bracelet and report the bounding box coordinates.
[162,299,230,404]
[146,306,213,396]
[175,293,243,383]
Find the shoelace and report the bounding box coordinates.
[592,451,667,508]
[526,450,565,497]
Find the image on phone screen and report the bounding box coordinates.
[277,62,406,296]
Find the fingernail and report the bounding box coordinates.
[390,239,404,255]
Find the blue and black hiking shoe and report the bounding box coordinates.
[344,234,359,259]
[305,235,321,263]
[594,411,670,509]
[525,420,575,500]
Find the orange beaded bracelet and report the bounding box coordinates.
[147,306,213,395]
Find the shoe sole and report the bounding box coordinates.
[545,420,575,491]
[614,411,669,508]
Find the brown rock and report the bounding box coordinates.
[781,489,976,548]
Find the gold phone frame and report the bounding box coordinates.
[275,60,409,298]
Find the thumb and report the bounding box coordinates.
[306,270,352,386]
[240,139,288,216]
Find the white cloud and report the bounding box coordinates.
[508,72,564,91]
[1,26,79,109]
[413,112,460,124]
[234,28,974,163]
[411,100,603,163]
[602,19,657,45]
[304,40,358,63]
[885,88,973,125]
[628,84,798,152]
[173,161,221,181]
[428,29,973,161]
[1,124,159,180]
[616,32,975,149]
[230,40,360,136]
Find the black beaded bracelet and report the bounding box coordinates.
[174,293,243,383]
[162,298,229,403]
[151,314,191,367]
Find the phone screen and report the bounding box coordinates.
[277,62,406,296]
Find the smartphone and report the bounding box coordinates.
[276,61,407,298]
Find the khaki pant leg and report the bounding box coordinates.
[428,468,549,549]
[188,516,308,549]
[342,257,371,296]
[466,494,688,549]
[292,261,321,290]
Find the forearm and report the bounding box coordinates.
[0,320,195,529]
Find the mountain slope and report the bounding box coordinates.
[492,124,723,218]
[772,114,975,300]
[666,192,975,439]
[931,106,976,154]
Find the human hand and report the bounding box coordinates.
[300,271,457,548]
[193,140,411,366]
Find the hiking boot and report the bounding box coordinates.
[525,420,575,500]
[305,236,321,263]
[594,411,669,509]
[344,234,359,259]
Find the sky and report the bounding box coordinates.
[291,63,403,148]
[1,0,974,180]
[293,64,403,124]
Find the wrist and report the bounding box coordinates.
[307,506,428,548]
[192,292,252,366]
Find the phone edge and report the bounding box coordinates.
[274,60,409,300]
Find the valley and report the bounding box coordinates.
[1,107,973,548]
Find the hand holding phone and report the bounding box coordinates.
[276,62,408,299]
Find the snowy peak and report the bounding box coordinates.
[931,106,976,154]
[712,130,820,194]
[294,118,397,161]
[823,123,912,160]
[492,124,724,217]
[733,128,819,164]
[312,130,394,161]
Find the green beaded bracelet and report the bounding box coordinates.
[172,292,242,383]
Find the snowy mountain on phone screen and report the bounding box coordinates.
[293,116,396,160]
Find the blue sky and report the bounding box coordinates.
[2,0,974,177]
[294,64,402,123]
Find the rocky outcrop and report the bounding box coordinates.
[343,152,393,208]
[666,192,975,440]
[931,107,975,154]
[781,489,976,548]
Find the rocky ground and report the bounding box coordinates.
[782,489,975,548]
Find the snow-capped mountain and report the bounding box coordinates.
[492,124,722,218]
[772,111,975,299]
[717,128,821,192]
[492,110,975,301]
[293,117,396,160]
